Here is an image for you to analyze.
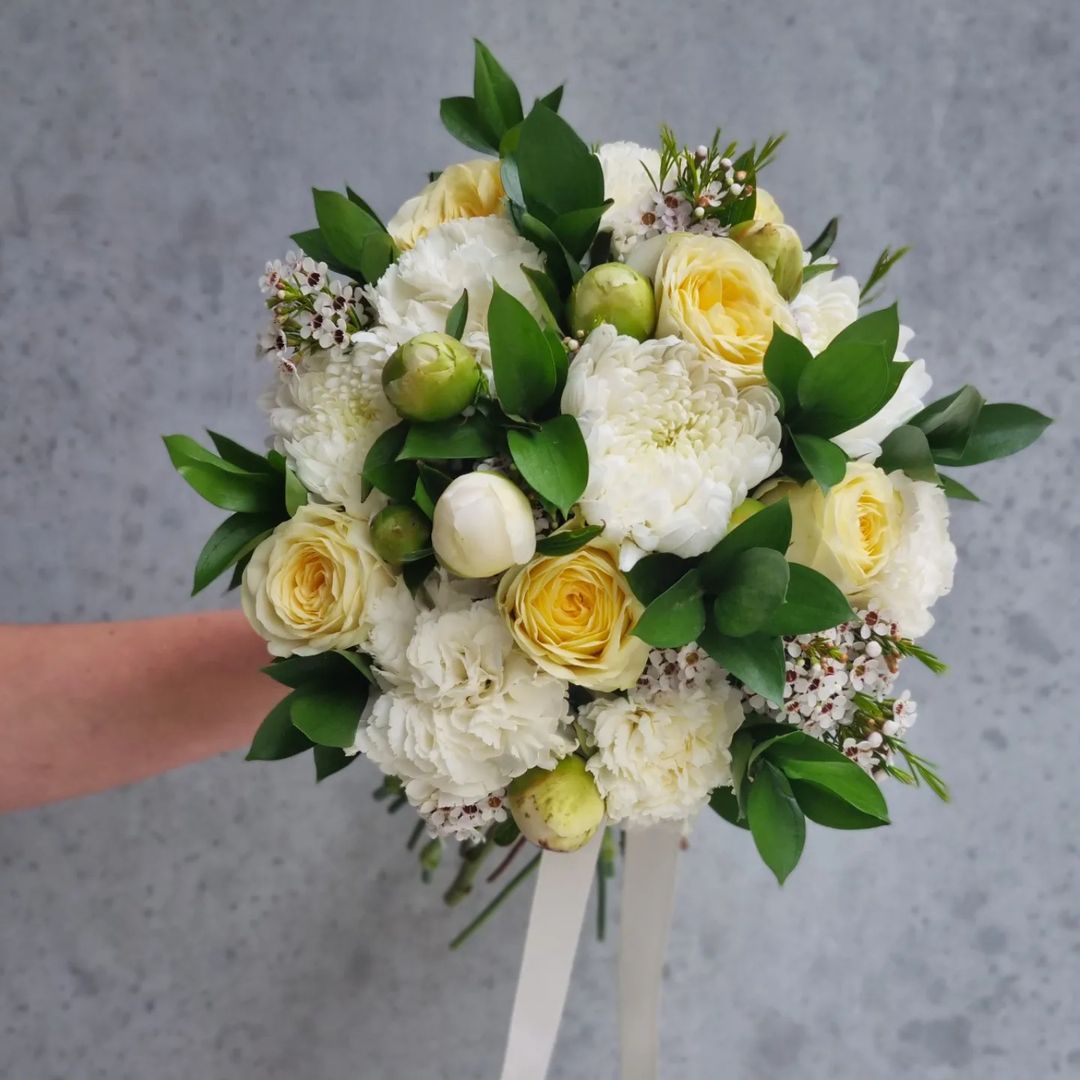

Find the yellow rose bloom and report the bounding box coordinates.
[653,234,800,385]
[241,503,395,657]
[783,462,905,598]
[753,187,785,224]
[496,537,650,692]
[387,159,505,250]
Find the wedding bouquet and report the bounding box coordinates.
[165,38,1048,1075]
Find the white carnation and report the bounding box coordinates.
[263,330,397,515]
[789,270,932,461]
[369,216,545,373]
[353,599,573,804]
[595,141,662,257]
[874,473,957,638]
[562,325,783,570]
[581,676,743,826]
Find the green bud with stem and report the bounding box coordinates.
[568,263,657,342]
[508,755,605,853]
[728,220,804,301]
[382,331,481,422]
[370,503,432,568]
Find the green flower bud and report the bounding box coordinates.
[370,504,432,567]
[568,263,657,342]
[728,220,804,301]
[727,497,766,533]
[382,331,481,422]
[508,756,605,853]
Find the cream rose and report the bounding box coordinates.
[781,462,956,636]
[753,187,784,224]
[496,537,651,692]
[653,234,800,385]
[387,159,505,250]
[241,503,395,657]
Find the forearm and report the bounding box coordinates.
[0,611,284,813]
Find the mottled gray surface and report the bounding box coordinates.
[1,0,1077,1077]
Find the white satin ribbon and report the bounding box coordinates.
[499,828,603,1080]
[618,824,683,1080]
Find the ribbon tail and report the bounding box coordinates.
[619,824,682,1080]
[499,828,603,1080]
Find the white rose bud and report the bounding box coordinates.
[431,472,536,578]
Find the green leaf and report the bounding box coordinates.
[746,761,805,884]
[536,85,564,112]
[510,206,582,294]
[337,650,377,684]
[876,425,939,483]
[262,651,368,691]
[699,498,792,591]
[632,570,706,648]
[362,422,417,502]
[346,186,385,227]
[911,385,985,457]
[711,548,790,637]
[790,781,887,830]
[939,473,979,501]
[173,461,280,514]
[312,188,384,274]
[549,202,613,261]
[802,261,838,284]
[289,684,368,749]
[522,266,566,330]
[545,328,570,398]
[797,341,891,437]
[791,431,848,492]
[192,513,275,595]
[829,303,900,363]
[414,462,452,518]
[399,414,498,461]
[487,282,557,418]
[535,523,604,556]
[439,96,498,154]
[284,465,308,516]
[708,786,749,830]
[626,553,694,606]
[806,217,839,261]
[761,563,854,636]
[506,413,588,514]
[762,326,812,414]
[935,403,1051,467]
[766,737,889,822]
[445,289,469,340]
[403,555,436,592]
[288,229,357,278]
[730,730,754,818]
[699,622,785,703]
[246,694,313,761]
[472,40,523,140]
[227,553,251,592]
[359,232,397,285]
[206,431,275,474]
[513,104,604,219]
[314,746,358,782]
[164,434,247,474]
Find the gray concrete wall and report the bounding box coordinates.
[1,1,1077,1077]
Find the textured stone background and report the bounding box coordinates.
[1,1,1077,1077]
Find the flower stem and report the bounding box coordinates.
[487,836,526,884]
[443,838,495,906]
[449,854,541,951]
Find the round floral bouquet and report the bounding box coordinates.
[165,41,1049,1060]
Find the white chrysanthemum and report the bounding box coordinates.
[789,270,932,461]
[580,676,743,826]
[369,216,545,372]
[263,330,397,515]
[595,141,662,257]
[874,473,957,637]
[352,599,574,804]
[562,325,783,570]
